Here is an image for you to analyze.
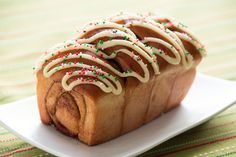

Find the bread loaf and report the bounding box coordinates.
[35,13,206,145]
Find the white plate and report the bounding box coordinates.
[1,73,236,157]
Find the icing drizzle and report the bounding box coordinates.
[36,12,206,95]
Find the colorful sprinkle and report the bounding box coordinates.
[37,14,205,95]
[123,36,130,40]
[98,40,104,45]
[198,47,205,52]
[95,48,99,52]
[177,22,187,28]
[115,76,119,81]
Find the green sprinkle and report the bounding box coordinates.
[56,65,60,71]
[198,48,205,52]
[185,51,190,55]
[162,21,168,26]
[63,56,68,61]
[83,44,89,47]
[32,67,35,70]
[99,40,104,45]
[123,36,130,40]
[127,69,132,73]
[98,73,105,79]
[95,48,99,52]
[178,22,187,28]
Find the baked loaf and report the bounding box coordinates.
[36,12,206,145]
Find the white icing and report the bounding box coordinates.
[42,50,149,94]
[126,20,193,68]
[77,21,136,38]
[36,13,206,95]
[142,37,181,64]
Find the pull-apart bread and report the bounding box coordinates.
[35,13,206,145]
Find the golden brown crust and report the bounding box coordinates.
[36,13,204,145]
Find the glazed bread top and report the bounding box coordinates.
[35,12,206,95]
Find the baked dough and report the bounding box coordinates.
[35,12,206,145]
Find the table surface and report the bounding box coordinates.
[0,0,236,156]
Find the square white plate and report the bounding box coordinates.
[0,73,236,157]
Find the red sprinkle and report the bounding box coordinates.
[168,21,173,26]
[68,71,73,75]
